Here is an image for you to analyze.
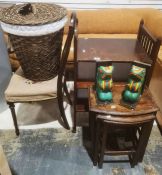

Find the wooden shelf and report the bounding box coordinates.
[76,81,94,89]
[76,104,88,112]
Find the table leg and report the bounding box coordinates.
[132,120,154,166]
[89,111,97,166]
[98,123,107,169]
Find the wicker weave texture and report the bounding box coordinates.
[9,29,64,82]
[1,3,67,26]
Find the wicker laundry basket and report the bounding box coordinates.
[0,3,68,81]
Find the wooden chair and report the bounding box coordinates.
[137,20,161,85]
[4,13,76,136]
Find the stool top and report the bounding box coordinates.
[89,83,159,116]
[96,114,155,124]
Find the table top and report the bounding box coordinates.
[77,38,152,66]
[89,83,159,116]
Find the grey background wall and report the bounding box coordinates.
[0,27,12,112]
[0,0,162,9]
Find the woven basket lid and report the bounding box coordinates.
[0,3,67,26]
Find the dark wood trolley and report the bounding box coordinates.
[73,21,160,167]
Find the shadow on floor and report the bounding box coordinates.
[15,98,70,128]
[1,126,161,175]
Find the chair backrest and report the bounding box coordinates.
[137,20,161,61]
[137,20,161,85]
[57,12,76,90]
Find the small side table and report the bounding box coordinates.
[88,83,159,167]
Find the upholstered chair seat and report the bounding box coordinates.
[5,67,58,102]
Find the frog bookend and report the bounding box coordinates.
[96,65,114,102]
[122,65,146,108]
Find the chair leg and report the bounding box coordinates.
[7,102,19,136]
[129,153,136,168]
[98,124,107,169]
[57,96,70,130]
[63,80,72,105]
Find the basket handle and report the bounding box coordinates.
[19,3,36,16]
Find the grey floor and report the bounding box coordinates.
[0,125,162,175]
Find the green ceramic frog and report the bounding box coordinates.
[96,65,114,102]
[122,65,146,103]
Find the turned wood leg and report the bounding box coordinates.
[7,102,19,136]
[132,120,153,166]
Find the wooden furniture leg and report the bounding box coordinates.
[93,119,101,166]
[63,78,72,105]
[98,123,107,169]
[72,87,77,133]
[89,111,98,165]
[138,120,154,162]
[155,112,162,135]
[7,102,19,136]
[57,95,70,130]
[72,109,76,133]
[132,120,154,166]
